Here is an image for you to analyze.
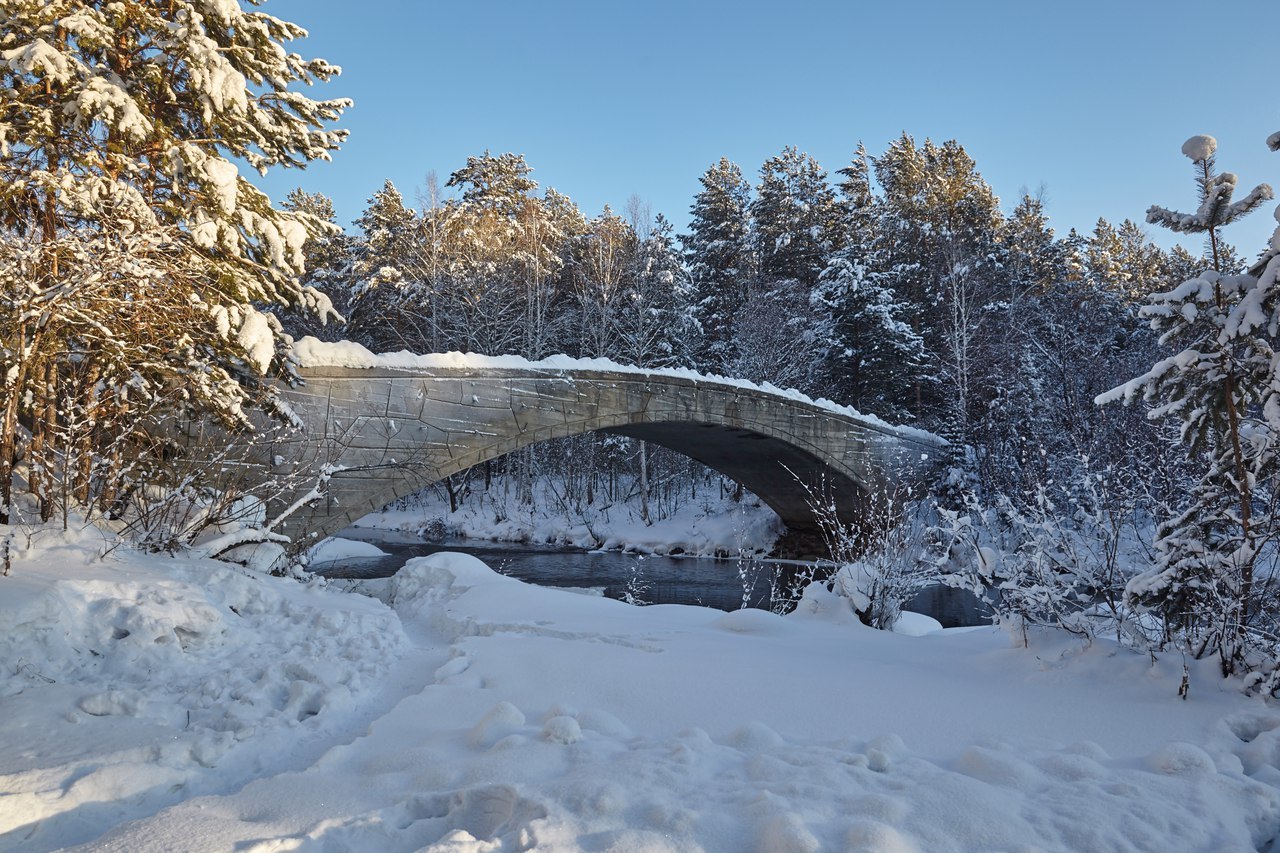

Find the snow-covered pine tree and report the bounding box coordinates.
[810,142,928,421]
[351,181,418,286]
[1099,134,1277,677]
[614,214,690,370]
[811,252,927,422]
[442,152,573,360]
[869,135,1004,466]
[345,180,423,351]
[729,147,839,393]
[681,158,752,374]
[834,142,875,244]
[1002,195,1061,295]
[1086,218,1127,294]
[1115,219,1170,301]
[0,0,347,524]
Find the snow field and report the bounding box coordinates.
[4,544,1280,850]
[0,527,408,849]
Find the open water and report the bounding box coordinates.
[311,531,991,627]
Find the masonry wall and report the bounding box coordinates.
[262,367,941,545]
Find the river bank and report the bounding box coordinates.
[350,478,786,558]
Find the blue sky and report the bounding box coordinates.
[254,0,1278,257]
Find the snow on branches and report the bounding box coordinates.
[0,0,348,530]
[1146,136,1273,236]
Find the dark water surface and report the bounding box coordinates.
[312,530,990,627]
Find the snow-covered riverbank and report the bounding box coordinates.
[4,524,1280,850]
[352,482,785,559]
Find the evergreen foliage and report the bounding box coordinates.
[681,158,752,373]
[751,146,839,287]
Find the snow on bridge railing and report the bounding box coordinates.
[290,337,944,449]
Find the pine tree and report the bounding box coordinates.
[0,0,348,524]
[615,214,690,369]
[681,158,752,373]
[441,152,573,358]
[1114,219,1167,301]
[870,135,1004,448]
[1100,133,1276,675]
[834,142,875,245]
[352,181,418,284]
[346,181,421,351]
[1003,195,1062,295]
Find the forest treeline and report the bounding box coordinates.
[279,139,1210,513]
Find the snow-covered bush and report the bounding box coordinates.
[799,477,941,630]
[987,462,1152,649]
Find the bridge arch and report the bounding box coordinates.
[263,363,941,546]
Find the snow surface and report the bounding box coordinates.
[354,481,783,558]
[308,536,390,563]
[4,530,1280,850]
[290,337,942,446]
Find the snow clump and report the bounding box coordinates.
[1181,134,1217,162]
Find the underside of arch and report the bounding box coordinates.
[601,422,868,535]
[294,419,869,546]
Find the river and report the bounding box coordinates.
[311,530,991,628]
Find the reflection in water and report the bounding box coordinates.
[312,534,991,628]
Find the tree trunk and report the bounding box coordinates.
[639,441,650,525]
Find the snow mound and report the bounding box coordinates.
[0,533,408,844]
[8,528,1280,851]
[1147,741,1217,775]
[892,610,944,636]
[787,581,862,627]
[308,536,389,562]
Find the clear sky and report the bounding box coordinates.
[252,0,1279,258]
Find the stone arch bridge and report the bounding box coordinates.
[254,358,943,550]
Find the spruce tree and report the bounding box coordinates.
[811,251,927,421]
[751,146,839,286]
[834,142,875,244]
[681,158,752,373]
[346,181,422,351]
